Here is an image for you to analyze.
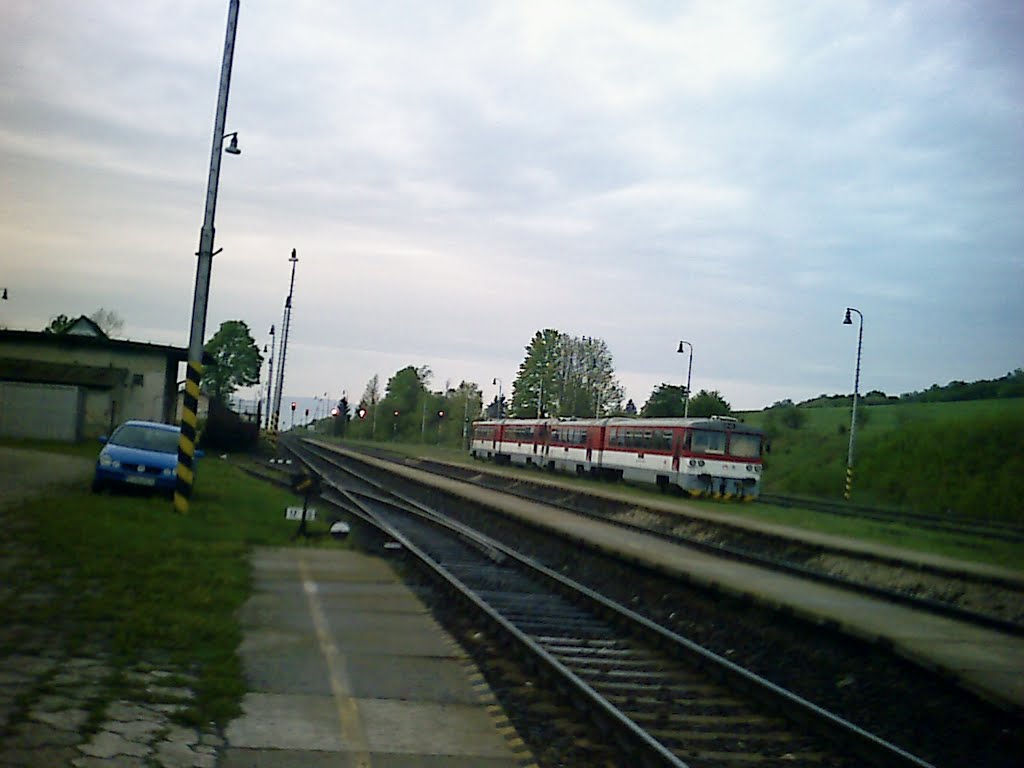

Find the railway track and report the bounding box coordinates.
[758,493,1024,543]
[313,444,1024,635]
[287,438,934,768]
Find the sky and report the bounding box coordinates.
[2,0,1022,413]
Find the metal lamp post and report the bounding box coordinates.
[264,324,275,429]
[843,307,864,501]
[174,0,241,514]
[677,341,693,418]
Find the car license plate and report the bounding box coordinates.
[126,476,156,487]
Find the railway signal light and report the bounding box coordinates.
[291,402,297,412]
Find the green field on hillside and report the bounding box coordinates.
[740,399,1024,521]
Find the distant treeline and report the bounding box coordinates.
[787,369,1024,409]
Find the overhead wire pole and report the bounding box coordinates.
[174,0,241,514]
[271,249,298,433]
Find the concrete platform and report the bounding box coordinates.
[323,444,1024,714]
[221,547,535,767]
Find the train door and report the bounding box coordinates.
[672,427,682,472]
[586,428,593,463]
[534,424,545,455]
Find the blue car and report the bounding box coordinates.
[92,420,199,494]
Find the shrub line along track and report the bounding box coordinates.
[285,438,934,768]
[307,445,1024,636]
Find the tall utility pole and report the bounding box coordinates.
[174,0,241,514]
[271,249,298,432]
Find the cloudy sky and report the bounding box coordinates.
[2,0,1021,412]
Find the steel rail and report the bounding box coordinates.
[759,493,1024,543]
[317,445,1024,635]
[286,438,935,768]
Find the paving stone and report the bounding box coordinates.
[104,717,165,741]
[163,725,199,745]
[78,730,152,759]
[72,755,148,768]
[199,732,225,748]
[154,739,217,768]
[106,701,158,722]
[29,707,90,731]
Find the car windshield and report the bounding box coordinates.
[109,424,180,453]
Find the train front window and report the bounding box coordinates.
[690,430,725,454]
[728,432,762,459]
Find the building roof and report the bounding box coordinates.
[65,316,108,338]
[0,329,191,361]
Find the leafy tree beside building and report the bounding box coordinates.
[203,320,263,402]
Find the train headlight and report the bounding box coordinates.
[746,464,753,472]
[698,460,705,467]
[688,459,697,467]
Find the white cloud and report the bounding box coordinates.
[2,0,1021,412]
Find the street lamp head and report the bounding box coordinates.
[223,132,241,155]
[677,341,685,353]
[843,308,853,325]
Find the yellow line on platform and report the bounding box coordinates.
[299,553,373,764]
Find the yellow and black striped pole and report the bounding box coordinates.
[174,361,203,513]
[174,0,241,513]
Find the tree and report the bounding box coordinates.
[332,395,350,437]
[43,314,74,334]
[641,384,686,417]
[378,366,430,441]
[203,321,263,402]
[687,389,732,418]
[88,308,125,337]
[510,329,624,418]
[624,399,638,416]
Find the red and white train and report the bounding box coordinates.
[470,416,766,499]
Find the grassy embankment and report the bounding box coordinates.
[740,398,1024,522]
[2,438,339,727]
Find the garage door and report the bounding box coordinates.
[0,382,83,441]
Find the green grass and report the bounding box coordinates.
[3,445,343,726]
[742,399,1024,522]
